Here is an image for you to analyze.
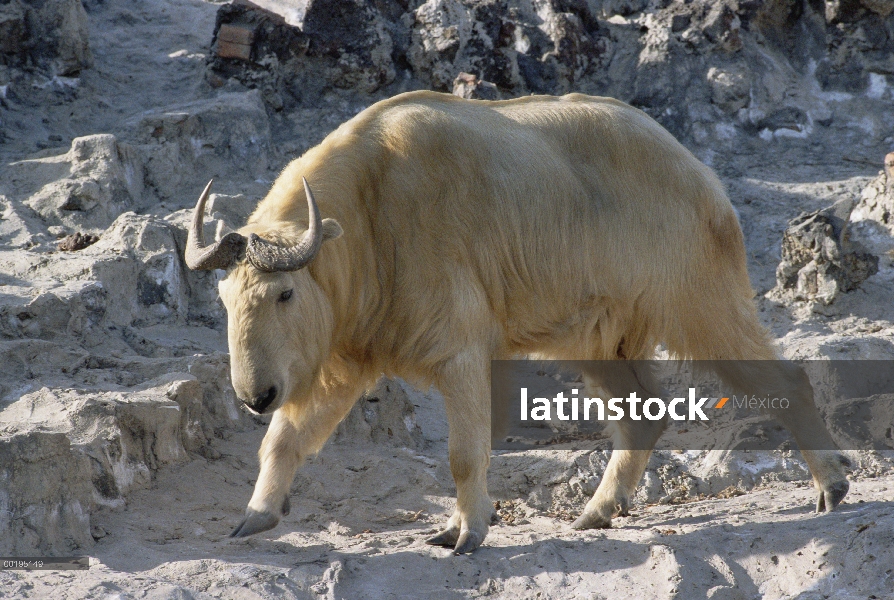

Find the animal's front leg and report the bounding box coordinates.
[426,413,493,554]
[230,409,300,537]
[230,387,360,538]
[426,357,493,554]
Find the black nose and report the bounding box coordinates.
[246,386,277,413]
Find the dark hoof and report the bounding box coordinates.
[282,495,291,516]
[616,496,630,518]
[230,508,280,538]
[816,479,849,513]
[571,512,612,530]
[426,529,460,547]
[490,511,501,525]
[453,530,484,555]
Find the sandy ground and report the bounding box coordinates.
[4,388,894,600]
[5,422,894,599]
[1,0,894,599]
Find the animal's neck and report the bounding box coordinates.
[268,139,395,375]
[308,201,392,377]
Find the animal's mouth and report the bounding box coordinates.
[242,385,278,414]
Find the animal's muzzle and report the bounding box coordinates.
[244,386,277,414]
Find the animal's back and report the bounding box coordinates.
[261,91,760,362]
[345,92,755,359]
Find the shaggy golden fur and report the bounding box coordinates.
[216,91,848,553]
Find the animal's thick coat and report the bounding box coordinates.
[190,91,849,553]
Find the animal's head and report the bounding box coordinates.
[184,179,343,414]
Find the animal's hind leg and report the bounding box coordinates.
[685,285,849,512]
[425,351,494,554]
[572,361,667,530]
[231,384,361,538]
[710,359,849,512]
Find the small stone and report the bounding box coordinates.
[207,72,226,88]
[199,445,222,460]
[452,72,501,100]
[57,232,99,251]
[706,67,751,113]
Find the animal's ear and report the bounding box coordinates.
[322,218,343,241]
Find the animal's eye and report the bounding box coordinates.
[278,289,293,303]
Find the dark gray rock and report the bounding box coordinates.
[408,0,516,91]
[775,198,879,304]
[207,0,400,107]
[408,0,604,95]
[599,0,649,17]
[57,231,99,251]
[0,0,92,76]
[195,0,894,151]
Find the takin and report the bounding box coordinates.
[184,90,849,555]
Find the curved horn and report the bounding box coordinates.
[184,180,247,270]
[246,177,324,273]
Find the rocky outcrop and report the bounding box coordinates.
[129,90,271,203]
[853,157,894,234]
[20,134,144,233]
[0,359,241,554]
[207,0,403,109]
[406,0,611,95]
[198,0,894,150]
[0,0,92,76]
[5,90,269,237]
[775,198,879,304]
